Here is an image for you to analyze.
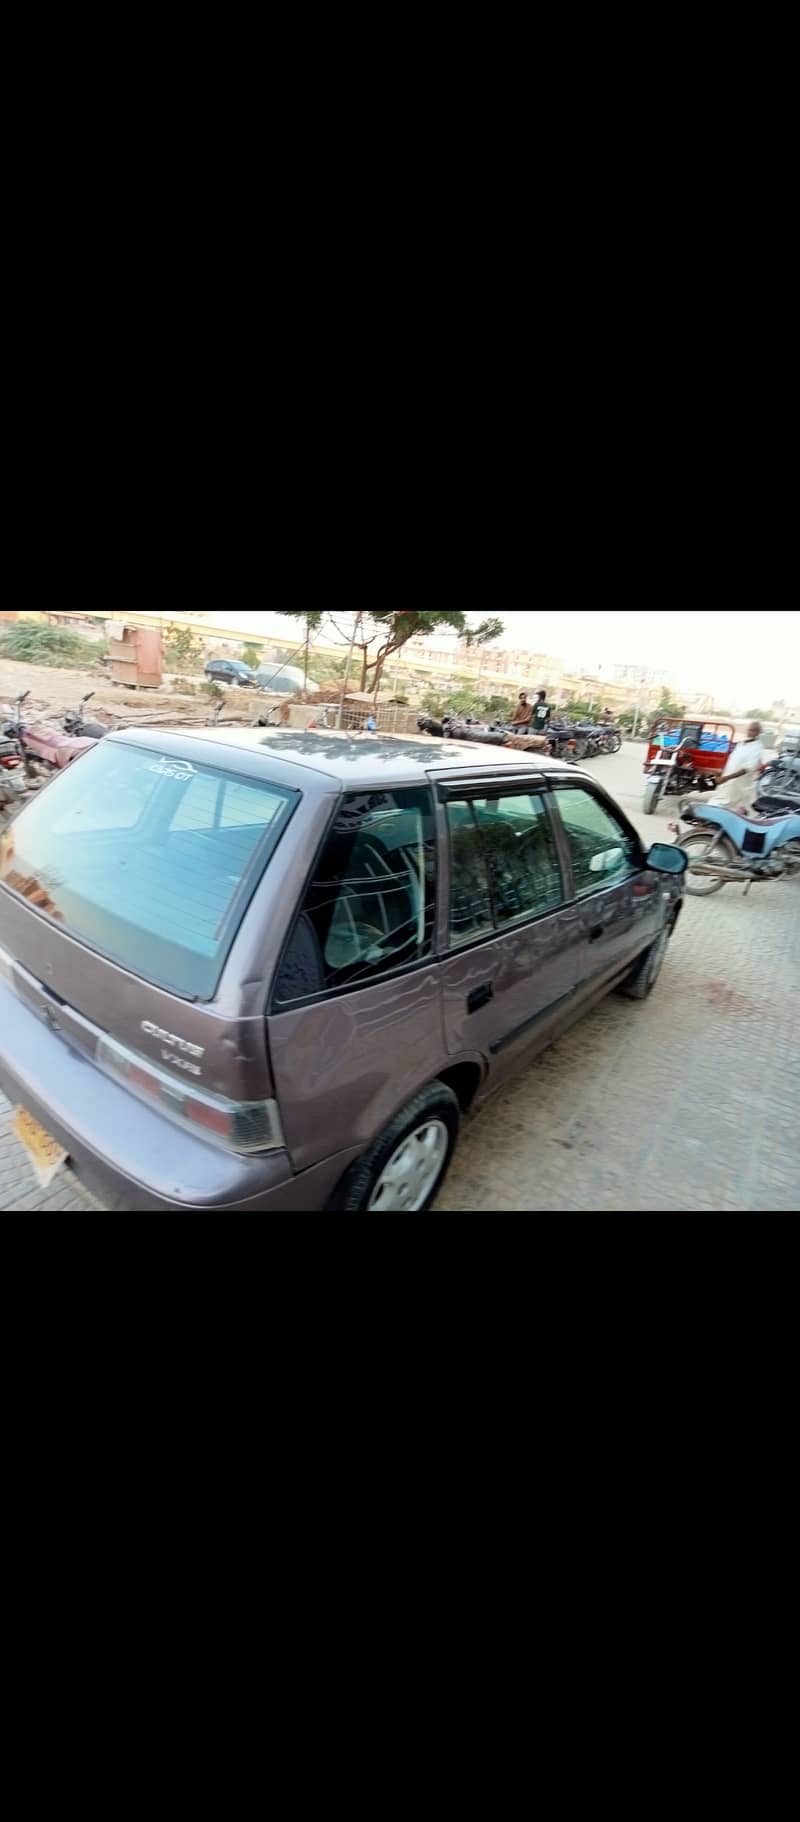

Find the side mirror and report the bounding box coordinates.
[646,842,688,875]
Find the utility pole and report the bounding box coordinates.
[303,616,310,693]
[337,612,361,729]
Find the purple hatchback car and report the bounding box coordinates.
[0,729,686,1211]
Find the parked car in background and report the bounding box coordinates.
[204,658,256,688]
[254,664,320,695]
[0,731,686,1212]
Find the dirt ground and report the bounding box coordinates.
[0,658,256,728]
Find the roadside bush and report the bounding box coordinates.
[165,626,205,669]
[481,694,515,720]
[0,622,107,668]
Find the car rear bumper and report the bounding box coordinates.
[0,978,357,1211]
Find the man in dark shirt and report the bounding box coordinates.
[530,690,552,735]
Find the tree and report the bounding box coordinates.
[656,687,686,718]
[165,624,204,669]
[481,693,515,720]
[462,617,505,649]
[359,611,505,698]
[243,643,262,669]
[745,707,770,720]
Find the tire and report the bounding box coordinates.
[643,777,664,815]
[609,734,621,753]
[328,1082,460,1212]
[572,737,588,760]
[620,923,671,999]
[680,830,738,896]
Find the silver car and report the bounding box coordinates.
[0,730,686,1211]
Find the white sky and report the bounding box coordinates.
[487,610,800,708]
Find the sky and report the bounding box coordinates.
[485,610,800,709]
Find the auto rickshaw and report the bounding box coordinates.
[642,719,734,815]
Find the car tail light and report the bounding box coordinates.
[95,1033,285,1155]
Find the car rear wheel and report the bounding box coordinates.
[328,1082,460,1212]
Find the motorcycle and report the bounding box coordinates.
[597,722,621,754]
[1,699,49,822]
[546,719,581,763]
[674,800,800,896]
[62,690,112,739]
[416,713,509,746]
[753,754,800,813]
[2,690,96,776]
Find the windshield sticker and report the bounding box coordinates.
[147,758,196,780]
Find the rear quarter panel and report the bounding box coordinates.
[266,966,445,1172]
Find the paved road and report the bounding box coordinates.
[1,746,798,1212]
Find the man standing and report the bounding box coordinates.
[681,721,765,813]
[530,690,552,735]
[511,691,534,728]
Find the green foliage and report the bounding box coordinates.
[242,644,263,669]
[165,624,204,669]
[560,698,593,720]
[0,622,107,668]
[657,687,686,718]
[481,693,515,720]
[446,686,480,715]
[420,687,446,715]
[462,617,505,648]
[745,707,770,720]
[307,651,347,685]
[271,611,324,631]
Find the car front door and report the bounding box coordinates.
[549,779,663,1001]
[436,779,581,1090]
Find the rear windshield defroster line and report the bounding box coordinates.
[0,742,300,999]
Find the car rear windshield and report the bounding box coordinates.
[0,741,299,998]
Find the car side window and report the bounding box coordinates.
[553,786,639,896]
[446,790,564,945]
[274,787,436,1004]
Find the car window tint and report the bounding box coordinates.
[274,787,436,1002]
[447,791,564,944]
[554,786,639,895]
[169,772,222,830]
[446,802,494,943]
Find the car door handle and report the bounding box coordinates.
[588,925,603,942]
[467,983,494,1013]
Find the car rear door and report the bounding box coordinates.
[265,784,443,1171]
[435,776,581,1090]
[548,778,663,1000]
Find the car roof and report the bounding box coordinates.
[108,726,575,789]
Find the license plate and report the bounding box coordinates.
[11,1106,68,1190]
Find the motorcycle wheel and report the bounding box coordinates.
[643,777,664,815]
[572,737,588,760]
[680,830,737,896]
[609,734,621,753]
